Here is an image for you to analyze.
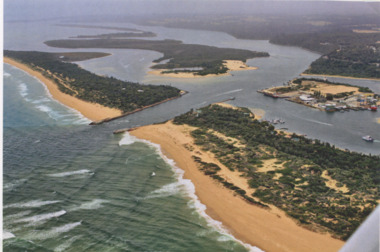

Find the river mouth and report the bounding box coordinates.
[3,18,379,252]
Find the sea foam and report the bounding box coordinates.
[68,199,109,211]
[25,222,81,240]
[144,181,184,199]
[18,83,28,97]
[54,235,82,252]
[3,72,11,78]
[3,179,27,192]
[14,210,66,224]
[48,169,92,178]
[127,132,264,252]
[3,230,15,240]
[4,200,60,209]
[36,104,52,113]
[4,210,32,220]
[119,133,139,146]
[12,67,91,125]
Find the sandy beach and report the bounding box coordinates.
[301,73,380,82]
[4,57,123,121]
[130,121,344,252]
[149,60,257,78]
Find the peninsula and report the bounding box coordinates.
[4,50,182,122]
[130,104,379,251]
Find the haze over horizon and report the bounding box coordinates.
[4,0,380,22]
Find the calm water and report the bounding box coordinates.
[3,20,380,252]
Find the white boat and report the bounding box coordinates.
[362,136,374,142]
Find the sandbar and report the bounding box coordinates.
[130,121,344,252]
[4,57,122,121]
[149,60,257,78]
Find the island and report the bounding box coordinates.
[44,37,269,77]
[258,78,379,112]
[131,9,380,79]
[129,104,379,252]
[4,50,182,122]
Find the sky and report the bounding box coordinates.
[3,0,380,22]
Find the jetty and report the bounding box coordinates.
[113,127,137,134]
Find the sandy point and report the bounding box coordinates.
[148,60,257,78]
[130,121,344,252]
[4,57,123,121]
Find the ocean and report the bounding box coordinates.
[3,20,379,252]
[3,64,256,251]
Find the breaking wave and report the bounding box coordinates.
[119,133,139,146]
[48,169,92,177]
[24,222,81,240]
[3,230,15,240]
[13,210,66,225]
[18,83,28,97]
[54,235,82,252]
[3,179,27,192]
[68,199,109,211]
[3,71,11,78]
[144,181,185,199]
[130,133,264,252]
[4,200,61,209]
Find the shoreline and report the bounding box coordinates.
[300,73,380,82]
[130,121,344,252]
[149,60,258,78]
[4,57,122,121]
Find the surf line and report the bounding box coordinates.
[118,132,263,252]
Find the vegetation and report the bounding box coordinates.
[44,38,269,75]
[130,12,380,79]
[72,31,156,39]
[192,155,269,208]
[173,104,379,240]
[5,50,181,113]
[34,52,112,62]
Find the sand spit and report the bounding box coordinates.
[4,57,122,121]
